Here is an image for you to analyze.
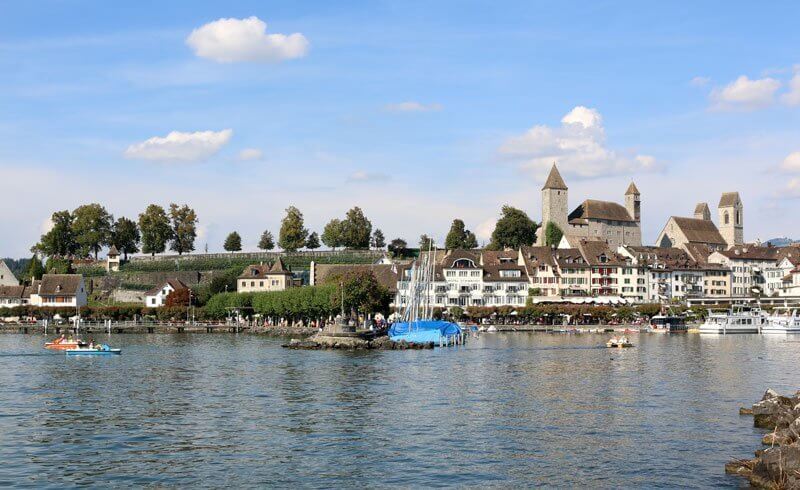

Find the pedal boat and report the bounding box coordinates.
[606,337,634,348]
[45,341,85,350]
[66,345,121,356]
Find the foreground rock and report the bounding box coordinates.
[282,332,433,350]
[252,325,318,337]
[727,389,800,488]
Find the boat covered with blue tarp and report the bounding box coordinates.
[389,320,461,343]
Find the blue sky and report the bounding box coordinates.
[1,1,800,257]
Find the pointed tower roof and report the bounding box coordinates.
[625,182,640,195]
[718,192,740,208]
[269,257,291,274]
[108,245,119,257]
[542,164,568,190]
[694,202,710,215]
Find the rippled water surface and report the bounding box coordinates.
[0,332,797,488]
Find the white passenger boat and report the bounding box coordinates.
[763,308,800,334]
[698,306,766,334]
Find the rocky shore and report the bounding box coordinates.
[282,332,433,350]
[727,389,800,488]
[252,325,319,337]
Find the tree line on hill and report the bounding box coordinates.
[28,201,564,265]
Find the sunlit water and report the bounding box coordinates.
[0,332,797,488]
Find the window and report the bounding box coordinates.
[724,212,729,224]
[259,281,264,287]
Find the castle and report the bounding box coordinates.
[537,164,642,248]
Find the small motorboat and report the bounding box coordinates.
[66,344,121,356]
[606,336,634,348]
[485,325,498,333]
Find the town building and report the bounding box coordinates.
[708,245,780,297]
[144,278,191,308]
[0,260,18,287]
[657,194,744,251]
[395,249,530,309]
[0,285,35,308]
[237,258,296,293]
[28,274,87,308]
[106,245,121,272]
[537,164,642,248]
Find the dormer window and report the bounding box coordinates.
[452,259,475,268]
[252,269,258,276]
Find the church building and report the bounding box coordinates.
[537,164,642,248]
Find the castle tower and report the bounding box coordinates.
[625,182,640,222]
[718,192,743,248]
[694,202,711,221]
[539,164,568,245]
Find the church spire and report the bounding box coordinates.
[625,181,640,195]
[542,163,568,190]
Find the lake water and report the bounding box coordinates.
[0,332,796,488]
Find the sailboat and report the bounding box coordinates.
[388,243,462,344]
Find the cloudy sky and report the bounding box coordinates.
[1,1,799,257]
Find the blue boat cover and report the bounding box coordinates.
[388,320,461,343]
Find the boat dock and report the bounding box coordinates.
[0,321,249,335]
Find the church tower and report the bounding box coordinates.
[694,202,711,221]
[625,182,640,223]
[539,164,568,245]
[718,192,743,248]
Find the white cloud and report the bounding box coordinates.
[498,106,659,180]
[786,178,800,198]
[384,101,443,113]
[347,171,390,183]
[186,16,309,63]
[125,129,233,162]
[238,148,263,161]
[781,69,800,106]
[690,76,710,87]
[781,151,800,173]
[710,75,781,111]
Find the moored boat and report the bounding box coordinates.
[698,305,766,334]
[763,308,800,334]
[650,315,688,333]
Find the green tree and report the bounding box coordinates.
[138,204,172,256]
[168,203,198,255]
[224,231,242,252]
[321,219,343,250]
[419,234,434,250]
[33,210,78,257]
[306,231,321,250]
[545,222,563,247]
[323,269,390,317]
[258,230,275,251]
[388,238,407,257]
[371,228,386,249]
[278,206,308,252]
[340,207,372,249]
[445,219,467,249]
[488,205,539,250]
[464,231,478,249]
[45,257,73,274]
[72,203,113,259]
[111,216,140,260]
[25,255,45,281]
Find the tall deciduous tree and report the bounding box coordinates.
[371,229,386,249]
[464,231,478,249]
[278,206,308,252]
[111,216,140,260]
[388,238,407,257]
[321,219,343,250]
[323,269,390,317]
[545,222,564,247]
[168,203,198,255]
[258,230,275,251]
[488,205,539,250]
[33,210,78,257]
[306,231,321,250]
[445,219,479,250]
[419,234,434,250]
[72,203,113,259]
[224,231,242,252]
[138,204,172,256]
[340,207,372,249]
